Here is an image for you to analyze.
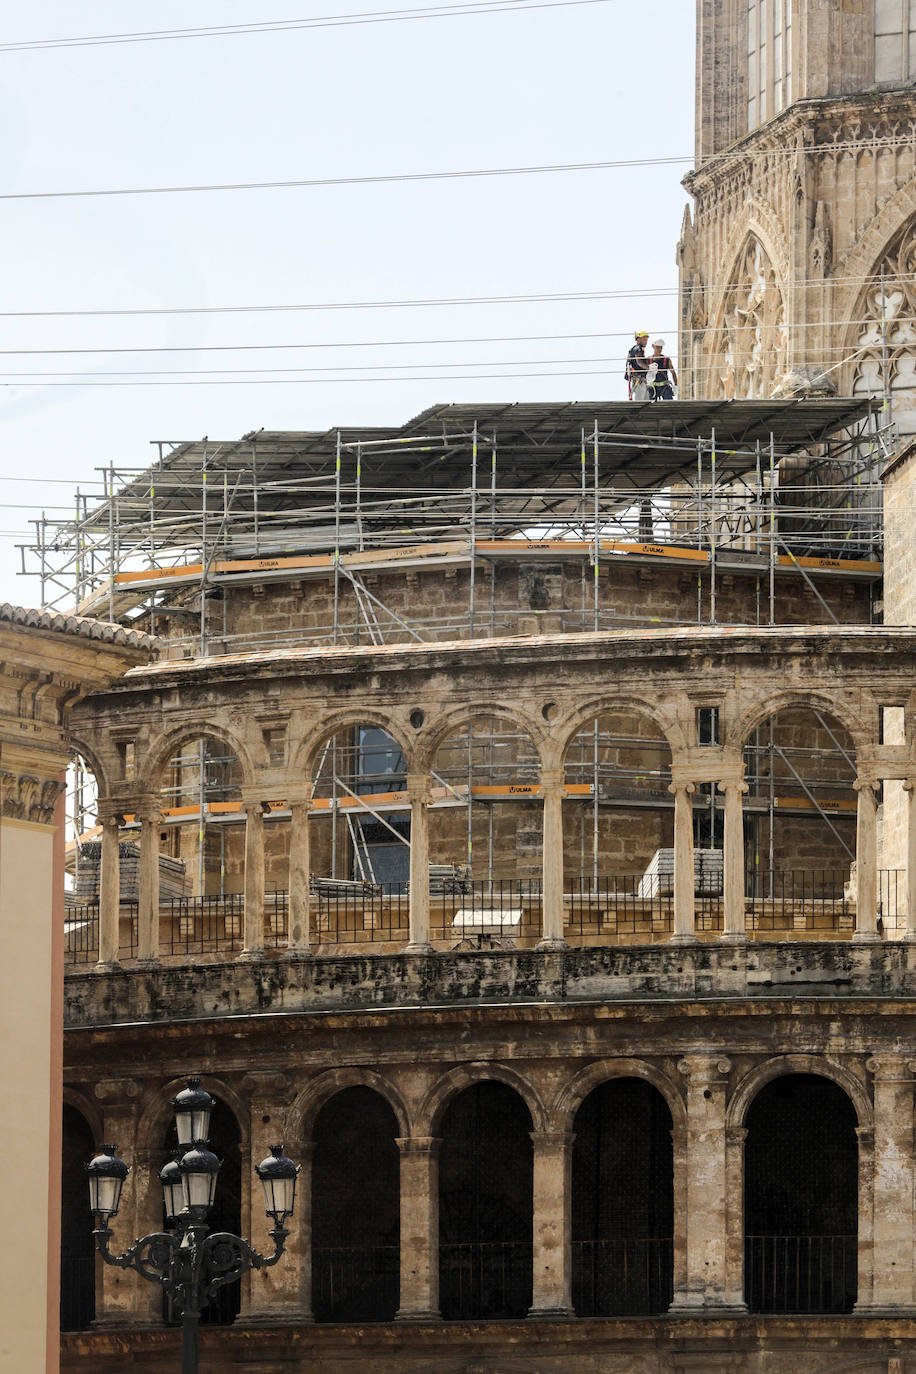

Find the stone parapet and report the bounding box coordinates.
[63,939,916,1030]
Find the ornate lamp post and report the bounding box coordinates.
[86,1078,299,1374]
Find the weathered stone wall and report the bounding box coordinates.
[151,558,873,658]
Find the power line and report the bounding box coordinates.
[1,274,913,320]
[1,138,912,202]
[0,314,905,362]
[0,367,627,387]
[0,287,676,319]
[0,329,664,357]
[0,0,614,53]
[0,155,689,203]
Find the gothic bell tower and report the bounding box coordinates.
[679,0,916,430]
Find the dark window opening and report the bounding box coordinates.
[61,1105,96,1331]
[439,1082,533,1320]
[744,1073,858,1313]
[312,1086,400,1322]
[571,1078,674,1315]
[697,706,720,746]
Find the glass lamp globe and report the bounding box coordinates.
[255,1145,300,1222]
[170,1078,214,1147]
[86,1145,130,1222]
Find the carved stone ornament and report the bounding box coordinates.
[0,770,65,825]
[853,216,916,432]
[715,236,788,399]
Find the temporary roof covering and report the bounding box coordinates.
[79,397,879,548]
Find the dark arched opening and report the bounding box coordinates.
[311,1086,400,1321]
[164,1097,242,1326]
[438,1082,533,1320]
[744,1073,858,1313]
[571,1078,674,1315]
[61,1104,95,1330]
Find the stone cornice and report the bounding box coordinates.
[79,625,916,707]
[685,91,916,197]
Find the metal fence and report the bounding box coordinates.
[312,1244,399,1323]
[744,1234,857,1313]
[60,1255,94,1331]
[63,869,906,965]
[439,1241,532,1320]
[572,1237,674,1316]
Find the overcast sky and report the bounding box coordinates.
[0,0,695,608]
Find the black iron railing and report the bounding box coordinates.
[439,1240,532,1320]
[572,1237,673,1316]
[312,1244,399,1323]
[565,877,674,938]
[744,1233,856,1313]
[60,1254,94,1331]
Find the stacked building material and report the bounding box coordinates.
[71,841,187,903]
[637,848,723,898]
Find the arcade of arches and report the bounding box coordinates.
[66,627,916,961]
[62,1059,880,1331]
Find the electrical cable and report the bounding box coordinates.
[0,0,617,53]
[0,139,912,202]
[2,274,915,319]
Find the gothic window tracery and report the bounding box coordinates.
[852,218,916,434]
[714,237,788,399]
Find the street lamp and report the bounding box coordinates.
[86,1078,300,1374]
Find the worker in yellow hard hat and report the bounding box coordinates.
[625,330,651,400]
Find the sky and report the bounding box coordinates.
[0,0,696,608]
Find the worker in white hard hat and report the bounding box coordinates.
[625,330,651,400]
[647,338,678,401]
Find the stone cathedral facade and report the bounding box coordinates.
[678,0,916,433]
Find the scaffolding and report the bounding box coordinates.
[38,398,888,885]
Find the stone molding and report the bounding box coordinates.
[0,769,65,825]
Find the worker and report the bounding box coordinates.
[625,330,651,400]
[647,338,678,400]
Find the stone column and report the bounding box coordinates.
[92,1084,141,1325]
[242,1077,311,1322]
[857,1057,915,1312]
[669,782,697,943]
[96,809,122,969]
[528,1130,574,1318]
[287,791,312,954]
[241,801,266,957]
[137,806,161,964]
[406,775,432,954]
[670,1056,738,1312]
[538,771,567,950]
[854,777,880,943]
[719,780,747,943]
[395,1137,441,1320]
[905,779,916,941]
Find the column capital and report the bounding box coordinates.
[716,778,748,796]
[678,1054,732,1083]
[669,779,696,797]
[529,1130,575,1151]
[854,775,879,795]
[96,802,125,827]
[406,774,429,804]
[725,1126,747,1147]
[240,796,270,816]
[286,785,314,809]
[396,1135,442,1157]
[903,777,916,795]
[867,1055,915,1082]
[540,768,564,793]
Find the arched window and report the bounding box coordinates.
[311,1086,400,1321]
[438,1082,533,1320]
[571,1079,674,1315]
[744,1073,858,1313]
[61,1105,95,1331]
